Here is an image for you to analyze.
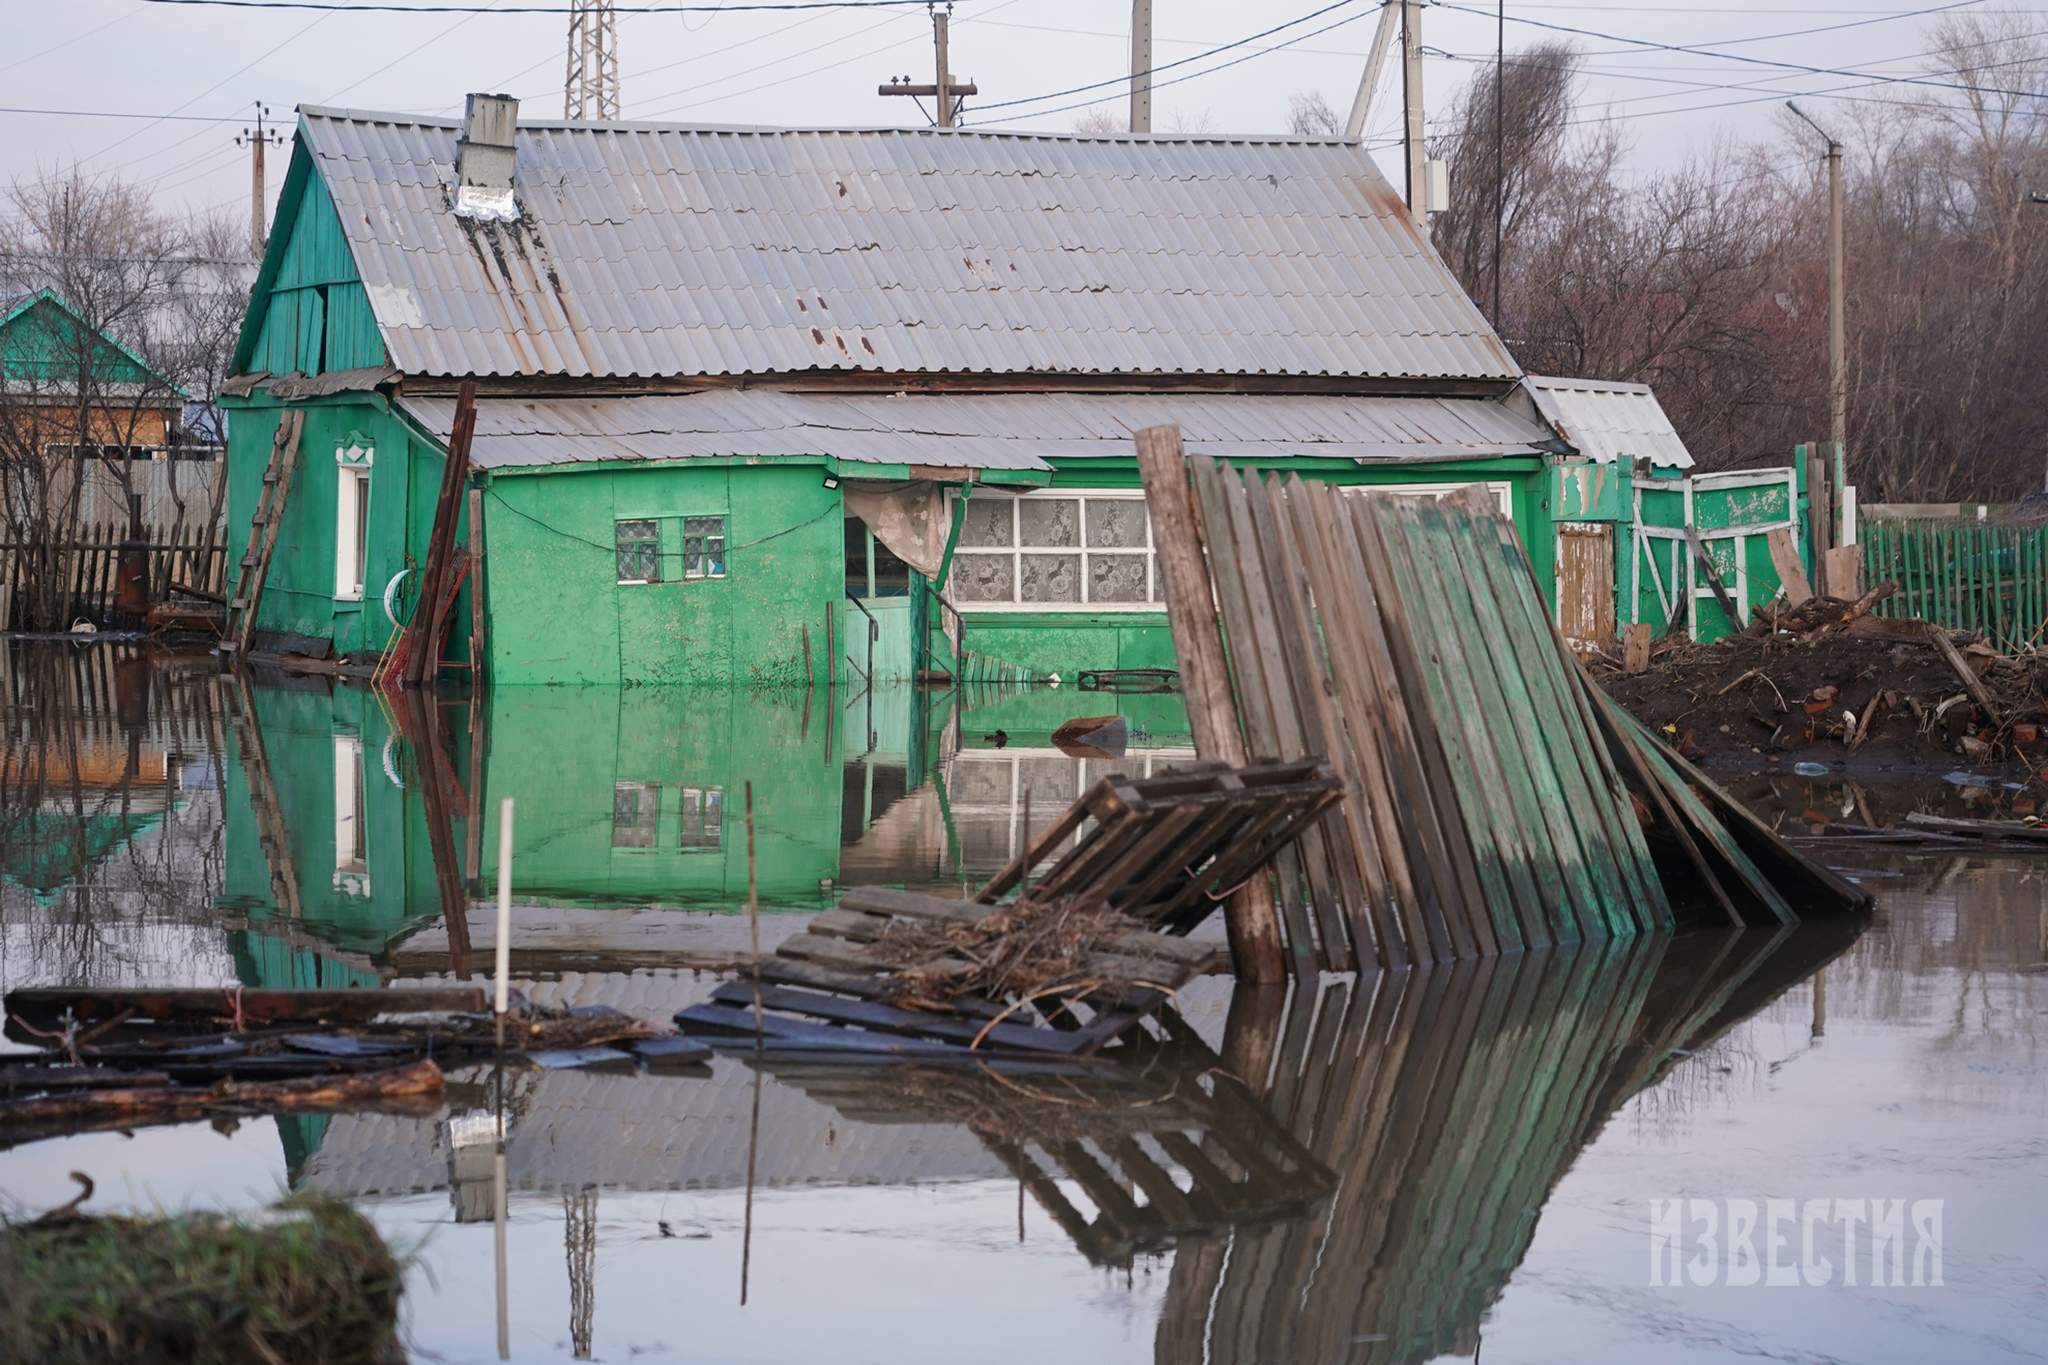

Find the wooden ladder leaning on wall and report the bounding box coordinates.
[224,409,306,657]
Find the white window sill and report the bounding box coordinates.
[334,590,365,604]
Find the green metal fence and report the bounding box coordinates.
[1861,515,2048,649]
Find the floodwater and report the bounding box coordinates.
[0,643,2043,1364]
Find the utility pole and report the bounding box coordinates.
[235,104,285,261]
[878,4,978,128]
[1344,1,1400,141]
[1130,0,1153,133]
[1788,102,1847,481]
[565,0,621,121]
[1401,0,1426,228]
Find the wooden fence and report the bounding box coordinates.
[0,521,226,630]
[1860,513,2048,649]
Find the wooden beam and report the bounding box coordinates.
[1133,425,1285,982]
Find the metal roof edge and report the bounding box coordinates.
[294,105,1382,148]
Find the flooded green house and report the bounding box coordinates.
[223,95,1581,685]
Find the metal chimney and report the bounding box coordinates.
[455,93,519,220]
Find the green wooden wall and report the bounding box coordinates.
[481,459,842,687]
[224,394,468,656]
[233,139,388,380]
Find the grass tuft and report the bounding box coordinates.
[0,1191,408,1364]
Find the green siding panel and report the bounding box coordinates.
[483,462,841,687]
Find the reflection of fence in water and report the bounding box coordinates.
[0,642,218,758]
[1158,923,1861,1365]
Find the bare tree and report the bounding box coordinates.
[1287,91,1342,138]
[1427,28,2048,497]
[1070,107,1125,136]
[0,173,244,627]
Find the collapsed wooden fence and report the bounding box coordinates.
[1135,426,1869,978]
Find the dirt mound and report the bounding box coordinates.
[1597,589,2048,773]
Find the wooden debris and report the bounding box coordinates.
[1686,526,1742,624]
[1133,441,1868,969]
[1623,623,1652,675]
[0,1061,443,1146]
[676,887,1216,1057]
[5,986,486,1036]
[975,759,1341,932]
[1925,622,2002,723]
[1766,528,1813,606]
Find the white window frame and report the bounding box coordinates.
[946,490,1161,613]
[1342,480,1513,516]
[333,735,369,896]
[335,466,370,602]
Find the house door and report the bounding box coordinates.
[1556,522,1616,651]
[844,513,914,683]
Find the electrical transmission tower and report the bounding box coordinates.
[565,0,621,121]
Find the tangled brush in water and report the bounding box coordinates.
[869,897,1164,1011]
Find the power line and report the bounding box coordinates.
[972,0,1370,117]
[1432,0,2048,100]
[0,107,248,124]
[136,0,934,11]
[979,6,1379,125]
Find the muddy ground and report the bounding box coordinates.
[1597,593,2048,777]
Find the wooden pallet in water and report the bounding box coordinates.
[674,887,1216,1058]
[975,758,1343,931]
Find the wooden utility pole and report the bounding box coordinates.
[1827,138,1847,477]
[1400,0,1427,227]
[235,104,284,261]
[879,5,978,128]
[1344,1,1400,141]
[1794,102,1859,507]
[1130,0,1153,133]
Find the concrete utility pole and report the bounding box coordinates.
[1344,1,1401,141]
[1788,102,1847,478]
[235,105,285,261]
[878,4,978,128]
[1130,0,1153,133]
[565,0,621,121]
[1401,0,1426,228]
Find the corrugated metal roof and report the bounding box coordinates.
[299,107,1518,384]
[1524,374,1693,469]
[399,390,1556,472]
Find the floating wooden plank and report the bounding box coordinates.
[5,986,487,1034]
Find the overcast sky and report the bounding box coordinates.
[0,0,2020,243]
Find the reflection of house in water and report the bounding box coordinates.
[273,923,1854,1365]
[221,677,1206,988]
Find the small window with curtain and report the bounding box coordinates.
[616,519,660,584]
[683,516,727,579]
